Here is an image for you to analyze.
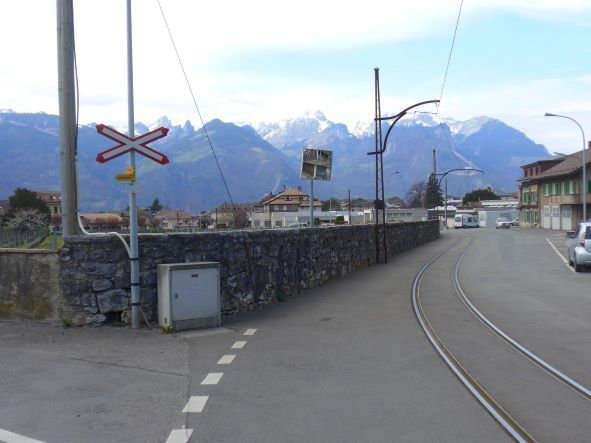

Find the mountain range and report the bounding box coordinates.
[0,109,551,211]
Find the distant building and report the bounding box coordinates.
[249,187,322,228]
[364,207,428,224]
[386,196,407,208]
[36,191,62,216]
[2,191,62,217]
[157,209,196,230]
[213,202,254,229]
[80,213,124,231]
[340,197,374,212]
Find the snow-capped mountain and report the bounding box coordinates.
[0,110,551,210]
[257,110,333,148]
[252,110,551,198]
[149,115,172,132]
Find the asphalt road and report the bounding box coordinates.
[1,227,590,442]
[419,230,591,441]
[181,233,506,443]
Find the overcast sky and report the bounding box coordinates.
[1,0,591,154]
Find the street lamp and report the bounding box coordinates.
[435,167,485,229]
[545,113,587,221]
[369,99,439,263]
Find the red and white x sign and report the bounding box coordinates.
[95,124,170,165]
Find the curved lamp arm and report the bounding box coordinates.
[368,99,440,155]
[436,167,485,186]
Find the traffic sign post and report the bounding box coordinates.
[95,121,169,329]
[93,0,172,329]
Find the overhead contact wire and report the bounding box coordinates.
[436,0,464,159]
[156,0,256,296]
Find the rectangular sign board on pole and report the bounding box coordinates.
[301,148,333,181]
[116,173,136,182]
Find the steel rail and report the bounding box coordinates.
[411,243,535,443]
[453,237,591,402]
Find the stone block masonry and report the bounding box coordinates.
[58,222,439,325]
[0,249,70,320]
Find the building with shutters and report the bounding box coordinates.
[518,153,588,230]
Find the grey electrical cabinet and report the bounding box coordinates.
[157,262,221,331]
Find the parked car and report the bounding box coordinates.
[495,217,511,229]
[566,222,591,272]
[510,218,520,226]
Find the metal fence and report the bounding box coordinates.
[0,228,50,249]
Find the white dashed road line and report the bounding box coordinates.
[165,428,194,443]
[182,396,209,413]
[217,355,235,365]
[171,330,258,441]
[0,429,46,443]
[546,238,575,273]
[201,373,224,385]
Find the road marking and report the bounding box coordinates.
[182,396,209,413]
[0,429,45,443]
[231,341,246,349]
[218,354,235,365]
[176,327,233,339]
[243,328,257,336]
[201,372,224,385]
[546,238,574,273]
[165,428,194,443]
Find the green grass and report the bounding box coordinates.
[276,292,289,302]
[36,235,64,250]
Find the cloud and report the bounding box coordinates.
[2,0,590,151]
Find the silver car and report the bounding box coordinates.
[566,222,591,272]
[495,217,511,229]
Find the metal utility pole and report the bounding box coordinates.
[348,189,351,225]
[126,0,141,329]
[56,0,81,236]
[373,68,386,263]
[368,86,440,262]
[432,148,437,175]
[309,179,314,227]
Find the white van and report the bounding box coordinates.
[454,214,479,229]
[288,222,309,228]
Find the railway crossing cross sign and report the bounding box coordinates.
[95,124,170,165]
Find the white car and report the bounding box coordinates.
[495,217,511,229]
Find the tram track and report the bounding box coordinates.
[412,234,591,442]
[453,237,591,402]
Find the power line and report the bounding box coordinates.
[156,1,235,209]
[156,0,256,290]
[439,0,464,104]
[435,0,465,165]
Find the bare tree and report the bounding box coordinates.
[5,209,48,231]
[405,181,427,208]
[147,217,159,229]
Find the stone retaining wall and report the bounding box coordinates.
[59,222,439,325]
[0,249,68,320]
